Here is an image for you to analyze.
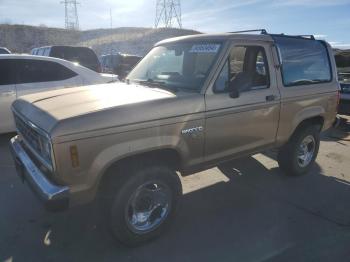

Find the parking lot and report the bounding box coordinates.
[1,119,350,262]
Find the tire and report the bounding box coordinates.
[277,124,320,176]
[100,163,182,246]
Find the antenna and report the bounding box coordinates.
[155,0,182,28]
[60,0,80,30]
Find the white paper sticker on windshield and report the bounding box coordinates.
[189,44,220,53]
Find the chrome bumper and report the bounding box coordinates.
[10,136,69,211]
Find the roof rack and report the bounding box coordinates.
[228,29,268,35]
[298,35,315,40]
[228,29,316,40]
[270,33,315,40]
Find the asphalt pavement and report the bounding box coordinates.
[1,119,350,262]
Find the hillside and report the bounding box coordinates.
[0,24,200,56]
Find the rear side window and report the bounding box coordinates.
[124,56,141,64]
[112,55,121,67]
[274,37,332,87]
[37,48,43,56]
[0,59,15,85]
[43,47,51,56]
[50,47,100,71]
[0,48,10,54]
[16,59,77,84]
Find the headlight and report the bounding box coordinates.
[39,135,52,163]
[13,111,54,171]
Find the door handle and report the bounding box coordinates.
[266,95,276,101]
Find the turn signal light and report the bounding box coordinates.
[70,145,80,168]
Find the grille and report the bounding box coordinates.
[14,113,42,155]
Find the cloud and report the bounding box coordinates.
[0,0,152,29]
[181,0,265,32]
[328,41,350,49]
[182,0,262,19]
[331,43,350,49]
[271,0,350,6]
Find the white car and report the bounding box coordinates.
[0,54,117,133]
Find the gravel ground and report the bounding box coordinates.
[1,118,350,262]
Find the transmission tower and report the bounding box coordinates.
[60,0,80,30]
[155,0,182,29]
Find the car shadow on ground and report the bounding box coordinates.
[323,116,350,142]
[1,146,350,261]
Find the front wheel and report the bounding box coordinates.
[103,164,182,246]
[277,125,320,176]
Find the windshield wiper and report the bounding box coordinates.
[134,79,178,92]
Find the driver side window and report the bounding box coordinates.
[214,45,270,93]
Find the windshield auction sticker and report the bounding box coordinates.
[189,44,221,53]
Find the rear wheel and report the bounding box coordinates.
[101,164,182,246]
[277,125,320,176]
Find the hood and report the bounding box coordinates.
[13,82,204,139]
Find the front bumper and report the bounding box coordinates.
[9,136,70,211]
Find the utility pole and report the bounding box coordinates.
[110,8,113,29]
[155,0,182,28]
[60,0,80,30]
[110,8,113,54]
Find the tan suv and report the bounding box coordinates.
[10,30,339,245]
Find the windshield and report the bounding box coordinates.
[127,42,222,92]
[335,50,350,83]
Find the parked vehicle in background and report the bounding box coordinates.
[334,49,350,115]
[10,31,338,246]
[0,54,116,133]
[100,53,142,80]
[31,45,101,73]
[0,47,11,54]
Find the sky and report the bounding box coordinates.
[0,0,350,48]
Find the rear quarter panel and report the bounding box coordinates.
[276,44,338,145]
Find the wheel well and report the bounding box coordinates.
[100,148,182,185]
[295,116,324,133]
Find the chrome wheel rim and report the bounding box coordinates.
[125,181,171,234]
[297,135,316,168]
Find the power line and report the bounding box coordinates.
[60,0,80,30]
[155,0,182,29]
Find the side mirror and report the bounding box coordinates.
[228,81,239,98]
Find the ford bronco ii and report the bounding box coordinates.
[10,30,339,245]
